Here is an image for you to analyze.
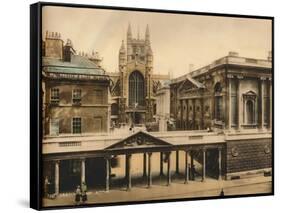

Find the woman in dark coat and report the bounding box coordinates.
[75,185,81,205]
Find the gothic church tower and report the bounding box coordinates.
[118,24,154,124]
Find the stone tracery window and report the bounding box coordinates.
[129,71,145,107]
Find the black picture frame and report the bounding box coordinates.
[30,1,274,210]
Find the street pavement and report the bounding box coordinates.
[43,176,272,207]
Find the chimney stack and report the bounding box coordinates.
[63,39,74,62]
[228,51,239,57]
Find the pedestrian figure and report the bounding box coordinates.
[81,182,88,203]
[75,185,81,205]
[44,176,50,198]
[220,188,224,196]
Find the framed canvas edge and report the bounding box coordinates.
[30,1,275,210]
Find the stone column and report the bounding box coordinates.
[202,149,206,182]
[201,97,204,129]
[259,78,266,129]
[190,152,194,180]
[160,152,164,176]
[269,79,272,130]
[192,99,196,129]
[218,147,222,181]
[166,152,171,186]
[55,160,60,195]
[147,152,152,188]
[227,75,233,129]
[105,157,110,191]
[184,150,189,184]
[180,100,183,129]
[143,153,147,177]
[126,154,132,191]
[237,76,243,130]
[186,99,189,130]
[175,150,180,174]
[81,158,86,185]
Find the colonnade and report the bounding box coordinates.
[51,147,223,195]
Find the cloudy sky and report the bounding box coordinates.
[42,6,272,77]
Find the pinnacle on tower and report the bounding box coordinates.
[119,40,126,53]
[145,24,150,42]
[127,23,132,41]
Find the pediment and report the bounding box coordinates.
[243,90,257,100]
[178,75,205,94]
[244,90,256,96]
[105,131,172,150]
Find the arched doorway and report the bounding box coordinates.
[128,71,145,107]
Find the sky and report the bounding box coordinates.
[42,6,272,78]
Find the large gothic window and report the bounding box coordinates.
[129,71,145,107]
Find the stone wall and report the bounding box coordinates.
[226,138,272,174]
[44,80,109,135]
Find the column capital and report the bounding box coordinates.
[236,75,243,80]
[260,76,267,81]
[226,74,234,79]
[104,155,112,160]
[165,151,172,155]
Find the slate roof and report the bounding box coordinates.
[43,54,105,75]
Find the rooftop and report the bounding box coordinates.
[43,54,105,76]
[171,53,272,84]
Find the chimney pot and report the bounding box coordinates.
[228,51,239,57]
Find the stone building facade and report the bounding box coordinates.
[170,51,272,179]
[42,32,111,136]
[155,80,171,131]
[170,51,272,131]
[42,32,111,193]
[109,24,170,126]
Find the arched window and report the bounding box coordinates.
[246,100,254,124]
[214,82,223,121]
[129,71,145,106]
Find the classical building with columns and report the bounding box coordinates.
[170,51,272,132]
[170,51,272,180]
[109,24,170,126]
